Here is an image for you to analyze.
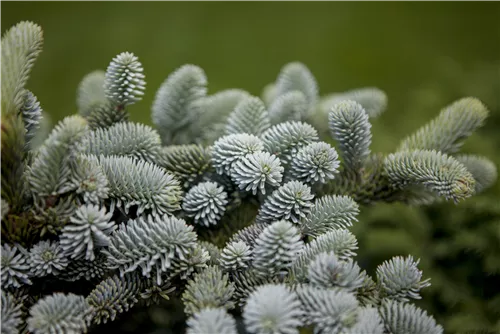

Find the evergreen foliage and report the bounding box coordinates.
[1,21,43,115]
[81,122,161,164]
[268,90,308,124]
[261,121,319,166]
[256,181,315,224]
[28,240,69,277]
[192,89,251,144]
[182,181,228,226]
[288,142,340,185]
[0,21,496,334]
[307,252,364,291]
[86,273,142,325]
[104,52,146,107]
[181,265,235,315]
[384,150,476,203]
[380,299,444,334]
[151,64,207,145]
[252,220,304,278]
[212,133,264,175]
[76,70,107,117]
[243,284,303,334]
[329,100,372,176]
[1,290,23,334]
[231,151,284,195]
[398,97,489,154]
[225,96,270,136]
[220,240,252,272]
[300,195,359,237]
[27,293,92,334]
[21,90,43,150]
[97,155,182,216]
[157,144,212,189]
[376,256,431,301]
[186,308,237,334]
[105,214,198,284]
[59,204,115,261]
[273,62,318,112]
[1,244,32,288]
[319,87,388,119]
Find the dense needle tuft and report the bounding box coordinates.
[187,308,238,334]
[243,284,304,334]
[220,240,252,271]
[252,220,304,278]
[231,151,284,195]
[376,256,431,301]
[289,142,340,184]
[212,133,264,175]
[29,240,69,277]
[27,293,92,334]
[104,52,146,106]
[60,204,115,261]
[256,181,315,224]
[182,181,228,226]
[1,244,32,288]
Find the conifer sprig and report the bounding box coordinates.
[384,149,476,203]
[226,96,271,136]
[77,70,107,116]
[1,21,43,114]
[104,52,146,107]
[329,100,372,175]
[398,97,489,154]
[105,215,197,284]
[97,155,182,216]
[152,64,207,145]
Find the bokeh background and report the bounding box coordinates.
[3,2,500,333]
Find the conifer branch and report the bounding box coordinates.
[104,52,146,108]
[329,100,372,175]
[398,97,489,154]
[187,308,238,334]
[269,90,308,124]
[1,21,43,115]
[261,121,319,166]
[27,293,92,334]
[243,284,303,334]
[97,155,182,216]
[455,154,497,193]
[158,144,212,189]
[274,62,318,112]
[182,265,235,315]
[291,229,358,282]
[300,195,359,237]
[384,149,476,203]
[77,70,107,117]
[225,96,271,136]
[193,89,251,144]
[320,87,388,119]
[105,214,197,284]
[81,122,161,163]
[151,64,207,145]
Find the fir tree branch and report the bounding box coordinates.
[225,96,270,136]
[1,21,43,115]
[398,97,489,154]
[151,64,207,145]
[329,100,372,176]
[384,149,476,203]
[77,70,107,117]
[97,155,182,216]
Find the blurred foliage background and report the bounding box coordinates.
[3,2,500,333]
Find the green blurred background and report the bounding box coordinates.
[3,2,500,333]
